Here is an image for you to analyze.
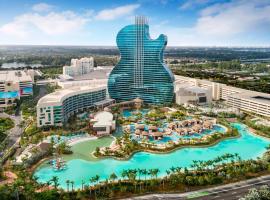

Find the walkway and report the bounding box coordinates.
[0,112,22,149]
[124,174,270,200]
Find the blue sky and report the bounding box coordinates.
[0,0,269,46]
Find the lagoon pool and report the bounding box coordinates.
[34,123,270,189]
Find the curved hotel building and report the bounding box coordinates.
[108,16,174,104]
[37,85,107,127]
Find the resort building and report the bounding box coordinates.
[174,75,270,118]
[227,92,270,118]
[175,85,212,105]
[91,111,115,135]
[0,70,33,108]
[108,16,174,104]
[63,57,94,77]
[37,85,108,127]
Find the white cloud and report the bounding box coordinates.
[0,11,89,37]
[179,0,212,10]
[32,3,53,12]
[195,0,270,37]
[95,4,140,20]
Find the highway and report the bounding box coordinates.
[124,175,270,200]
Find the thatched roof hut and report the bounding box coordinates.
[203,121,213,129]
[192,124,202,132]
[141,131,148,136]
[151,132,163,137]
[148,125,158,131]
[136,124,145,130]
[135,129,141,135]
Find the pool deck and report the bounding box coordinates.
[67,136,98,146]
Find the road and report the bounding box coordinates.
[124,175,270,200]
[0,112,22,152]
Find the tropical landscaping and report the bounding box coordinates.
[1,102,270,200]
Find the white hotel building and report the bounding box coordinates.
[174,75,270,118]
[0,70,33,108]
[63,57,94,77]
[37,79,115,127]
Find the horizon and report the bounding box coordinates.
[0,0,270,46]
[1,44,270,48]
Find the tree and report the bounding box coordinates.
[66,180,70,192]
[109,173,118,183]
[50,176,59,189]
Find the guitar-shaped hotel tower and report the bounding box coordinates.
[108,16,174,104]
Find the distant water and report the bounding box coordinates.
[1,62,44,68]
[34,123,270,189]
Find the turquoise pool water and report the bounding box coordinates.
[22,87,33,94]
[34,123,270,189]
[122,109,149,118]
[0,91,19,98]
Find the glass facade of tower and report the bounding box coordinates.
[108,17,174,104]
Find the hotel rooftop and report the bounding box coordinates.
[37,85,107,106]
[0,70,32,82]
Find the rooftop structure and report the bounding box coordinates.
[91,111,116,135]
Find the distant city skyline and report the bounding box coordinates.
[0,0,270,46]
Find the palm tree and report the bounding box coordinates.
[109,173,118,183]
[66,180,70,192]
[138,168,144,181]
[70,181,74,192]
[141,169,148,181]
[152,168,160,179]
[81,180,85,190]
[90,177,96,196]
[121,169,128,181]
[50,176,59,189]
[95,175,100,194]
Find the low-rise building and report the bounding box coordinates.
[0,70,33,108]
[175,85,212,105]
[174,75,270,118]
[227,92,270,118]
[91,111,115,135]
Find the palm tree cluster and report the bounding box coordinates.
[0,152,269,200]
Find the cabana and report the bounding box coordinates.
[135,129,141,135]
[151,132,163,140]
[203,121,213,129]
[136,124,145,130]
[192,124,202,133]
[148,125,158,131]
[141,131,149,138]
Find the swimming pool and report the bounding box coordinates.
[34,123,270,189]
[0,91,19,98]
[122,109,149,118]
